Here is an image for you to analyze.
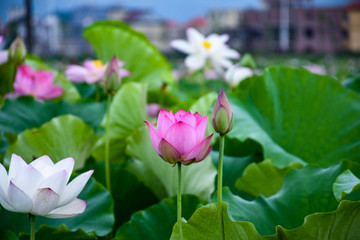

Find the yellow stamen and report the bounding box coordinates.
[93,60,105,69]
[203,41,212,49]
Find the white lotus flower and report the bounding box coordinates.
[0,154,93,218]
[225,65,253,87]
[170,28,239,73]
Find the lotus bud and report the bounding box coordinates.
[212,89,233,135]
[103,55,122,93]
[9,36,27,65]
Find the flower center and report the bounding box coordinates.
[92,60,105,69]
[203,41,212,50]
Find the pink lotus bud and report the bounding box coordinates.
[145,109,213,165]
[212,89,233,135]
[8,36,27,65]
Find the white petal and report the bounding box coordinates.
[185,54,206,71]
[0,164,9,192]
[30,155,54,175]
[233,68,253,85]
[58,170,93,207]
[8,181,32,212]
[39,170,68,195]
[45,198,86,219]
[52,157,74,183]
[11,164,43,198]
[0,51,8,65]
[31,188,60,216]
[170,40,194,54]
[221,48,240,59]
[9,154,27,179]
[187,28,204,47]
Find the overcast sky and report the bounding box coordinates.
[0,0,355,23]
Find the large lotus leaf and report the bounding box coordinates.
[219,162,352,236]
[276,200,360,239]
[25,56,80,102]
[210,151,253,197]
[115,194,207,240]
[83,20,174,90]
[0,230,17,240]
[170,200,360,240]
[58,101,106,130]
[0,177,114,237]
[228,66,360,168]
[92,82,147,163]
[235,160,303,197]
[0,97,57,134]
[126,125,217,199]
[170,203,266,240]
[333,169,360,201]
[343,73,360,95]
[89,161,158,231]
[5,115,95,170]
[19,224,97,240]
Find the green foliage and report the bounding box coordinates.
[116,195,207,240]
[5,115,95,170]
[333,169,360,201]
[83,20,174,90]
[235,160,303,197]
[228,66,360,168]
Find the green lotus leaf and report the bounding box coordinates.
[333,169,360,201]
[228,66,360,168]
[19,224,97,240]
[83,20,174,90]
[235,159,303,197]
[115,195,207,240]
[92,82,147,163]
[5,115,95,170]
[219,162,352,235]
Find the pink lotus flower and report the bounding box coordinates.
[65,59,130,84]
[5,65,63,100]
[145,109,213,165]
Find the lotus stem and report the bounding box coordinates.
[105,94,112,194]
[218,134,225,240]
[30,214,36,240]
[177,162,183,240]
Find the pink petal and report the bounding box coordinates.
[163,121,196,155]
[157,110,175,137]
[45,198,86,219]
[31,188,60,216]
[145,121,161,154]
[84,70,104,84]
[57,170,93,207]
[195,114,208,143]
[83,60,96,70]
[175,110,196,128]
[8,181,32,212]
[65,65,89,83]
[9,154,27,179]
[184,134,213,162]
[120,69,131,77]
[0,50,8,65]
[158,138,181,164]
[37,85,63,100]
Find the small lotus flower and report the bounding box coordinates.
[170,28,239,73]
[212,89,233,135]
[66,59,130,84]
[225,65,253,87]
[0,35,8,65]
[5,64,63,100]
[303,64,326,75]
[147,103,161,118]
[145,109,213,165]
[8,36,27,65]
[102,56,130,92]
[0,154,93,218]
